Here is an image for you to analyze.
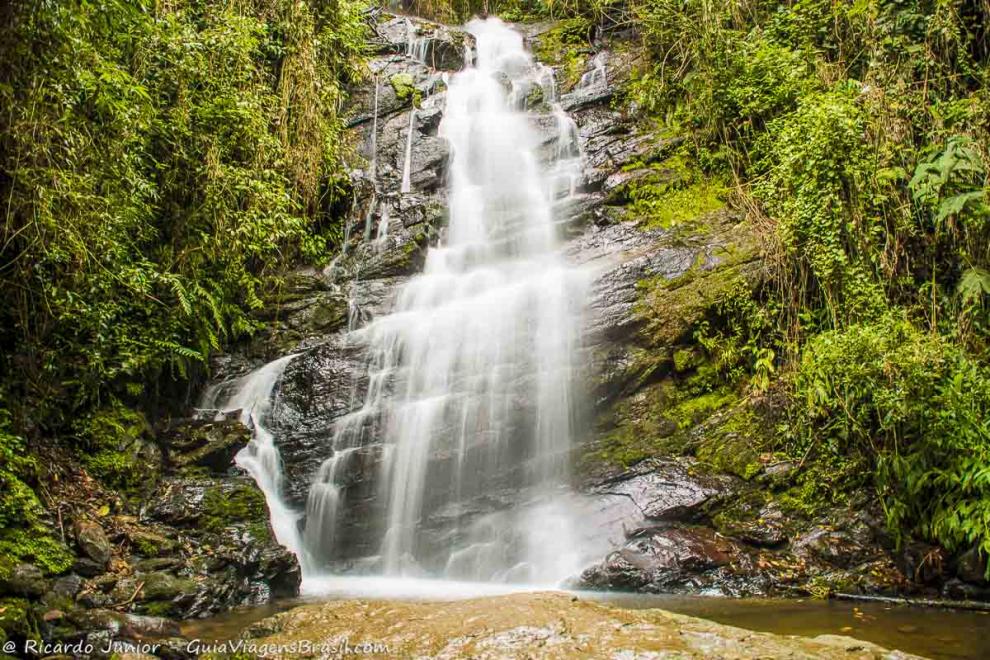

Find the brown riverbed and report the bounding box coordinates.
[181,586,990,659]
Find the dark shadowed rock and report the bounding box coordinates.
[2,563,47,598]
[956,546,989,585]
[166,417,251,473]
[580,526,739,592]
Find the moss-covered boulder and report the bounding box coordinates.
[165,417,251,474]
[139,475,301,616]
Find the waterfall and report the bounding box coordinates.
[400,110,417,194]
[363,75,381,242]
[376,203,391,243]
[578,52,608,88]
[405,18,429,64]
[201,355,302,558]
[301,17,590,585]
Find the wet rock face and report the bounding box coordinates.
[589,457,733,522]
[372,16,476,71]
[140,475,301,617]
[582,526,738,592]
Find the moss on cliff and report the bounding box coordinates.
[533,19,591,89]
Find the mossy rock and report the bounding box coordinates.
[168,418,251,474]
[127,529,178,558]
[636,241,760,348]
[138,572,198,602]
[0,597,34,644]
[587,379,740,470]
[532,18,592,89]
[201,484,269,535]
[389,73,422,107]
[693,404,767,480]
[0,529,73,582]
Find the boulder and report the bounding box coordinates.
[591,457,734,522]
[73,520,112,567]
[580,526,738,593]
[2,563,47,598]
[165,417,251,473]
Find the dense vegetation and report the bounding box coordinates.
[0,0,367,576]
[612,0,990,568]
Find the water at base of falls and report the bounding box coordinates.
[212,18,602,593]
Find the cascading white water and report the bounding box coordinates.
[400,109,417,194]
[301,17,590,585]
[578,52,608,88]
[201,355,303,558]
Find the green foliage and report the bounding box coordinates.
[0,411,73,579]
[785,314,990,565]
[620,0,990,563]
[0,0,368,430]
[74,400,157,493]
[754,86,888,323]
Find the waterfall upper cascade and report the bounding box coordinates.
[209,18,606,591]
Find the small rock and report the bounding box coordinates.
[42,609,65,622]
[956,546,988,585]
[2,563,47,597]
[74,519,112,566]
[72,557,106,577]
[51,574,84,599]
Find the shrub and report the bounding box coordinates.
[786,314,990,566]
